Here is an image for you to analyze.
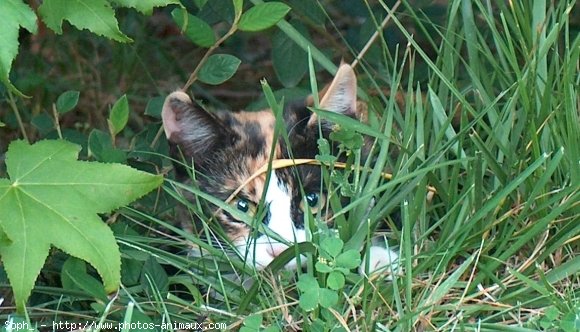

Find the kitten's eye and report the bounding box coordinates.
[305,192,319,207]
[236,199,249,212]
[232,198,256,216]
[300,192,325,213]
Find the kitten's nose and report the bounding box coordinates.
[267,245,287,258]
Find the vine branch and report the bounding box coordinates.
[182,12,242,92]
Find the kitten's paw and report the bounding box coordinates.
[359,246,399,278]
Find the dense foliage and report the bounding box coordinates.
[1,0,578,331]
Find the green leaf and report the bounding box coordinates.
[243,313,263,329]
[311,108,391,141]
[286,0,326,25]
[560,310,580,332]
[318,288,338,308]
[89,129,127,163]
[0,140,162,312]
[56,90,80,114]
[0,0,37,93]
[320,236,343,258]
[120,256,143,286]
[297,274,319,292]
[335,249,361,270]
[326,271,345,290]
[297,274,322,311]
[144,96,165,118]
[194,0,208,9]
[263,327,280,332]
[205,0,236,23]
[110,0,181,15]
[38,0,132,43]
[31,113,55,136]
[299,291,319,312]
[61,257,108,302]
[330,127,364,150]
[141,255,169,296]
[238,2,291,32]
[272,21,308,87]
[315,261,333,273]
[171,8,216,48]
[316,138,338,164]
[198,54,241,85]
[125,309,156,332]
[109,94,129,135]
[232,0,244,19]
[0,228,11,246]
[88,129,112,157]
[543,306,560,321]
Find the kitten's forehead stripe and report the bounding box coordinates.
[230,111,279,158]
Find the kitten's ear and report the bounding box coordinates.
[308,63,357,126]
[162,91,229,163]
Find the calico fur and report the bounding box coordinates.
[162,64,398,273]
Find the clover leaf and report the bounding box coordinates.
[297,274,338,311]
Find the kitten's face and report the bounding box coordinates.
[162,64,360,269]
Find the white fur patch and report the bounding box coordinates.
[360,246,399,279]
[236,171,306,269]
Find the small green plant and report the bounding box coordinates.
[297,235,362,314]
[88,95,131,163]
[314,235,361,290]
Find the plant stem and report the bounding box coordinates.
[7,90,29,142]
[52,104,63,139]
[351,0,401,69]
[182,19,241,91]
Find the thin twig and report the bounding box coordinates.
[351,0,402,69]
[7,90,29,142]
[51,104,63,139]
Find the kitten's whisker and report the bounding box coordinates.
[287,116,311,137]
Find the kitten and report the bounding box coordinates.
[162,64,398,274]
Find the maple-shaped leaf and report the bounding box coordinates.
[38,0,132,42]
[110,0,181,16]
[0,140,163,312]
[0,0,37,95]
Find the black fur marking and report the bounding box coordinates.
[168,98,240,171]
[244,121,266,157]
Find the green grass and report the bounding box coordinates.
[1,0,578,331]
[139,1,578,330]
